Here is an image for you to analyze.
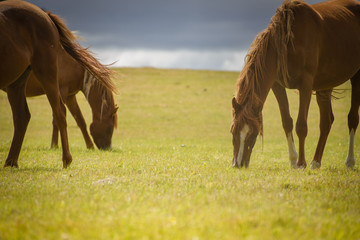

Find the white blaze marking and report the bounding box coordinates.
[286,132,298,168]
[346,129,355,168]
[236,124,250,166]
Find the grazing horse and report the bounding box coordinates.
[0,1,115,168]
[231,0,360,169]
[26,26,118,150]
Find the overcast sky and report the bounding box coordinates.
[27,0,324,71]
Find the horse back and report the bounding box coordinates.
[287,0,360,90]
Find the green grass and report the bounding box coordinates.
[0,67,359,239]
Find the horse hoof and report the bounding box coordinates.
[310,161,321,169]
[345,158,355,169]
[4,162,18,168]
[63,162,71,169]
[87,144,95,150]
[297,163,307,169]
[289,154,298,169]
[346,161,355,169]
[62,156,73,169]
[4,158,19,168]
[232,164,241,169]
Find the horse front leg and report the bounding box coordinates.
[33,62,72,168]
[66,95,94,149]
[4,67,32,168]
[271,82,297,168]
[346,75,360,169]
[44,91,72,168]
[296,85,312,169]
[310,90,334,169]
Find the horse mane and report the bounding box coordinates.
[83,69,118,128]
[235,0,303,135]
[96,81,117,128]
[46,11,117,94]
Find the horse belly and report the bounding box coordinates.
[313,66,359,90]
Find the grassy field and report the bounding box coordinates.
[0,68,359,239]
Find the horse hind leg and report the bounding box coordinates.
[346,74,360,169]
[4,67,32,168]
[50,109,66,148]
[296,82,313,169]
[51,92,67,149]
[51,117,59,148]
[272,82,298,168]
[310,90,334,169]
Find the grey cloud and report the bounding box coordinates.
[27,0,325,51]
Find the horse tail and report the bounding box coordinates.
[46,11,117,93]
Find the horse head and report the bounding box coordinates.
[231,97,262,168]
[90,104,118,150]
[82,63,117,150]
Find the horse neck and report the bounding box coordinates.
[239,43,278,113]
[258,47,278,105]
[82,70,114,122]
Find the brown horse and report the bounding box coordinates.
[26,26,118,150]
[0,1,115,168]
[231,0,360,169]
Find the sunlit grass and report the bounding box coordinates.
[0,68,359,239]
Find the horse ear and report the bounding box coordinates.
[232,97,240,112]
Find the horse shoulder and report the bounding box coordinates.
[25,72,45,97]
[286,2,323,88]
[57,47,84,96]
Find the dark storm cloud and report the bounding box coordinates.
[26,0,324,51]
